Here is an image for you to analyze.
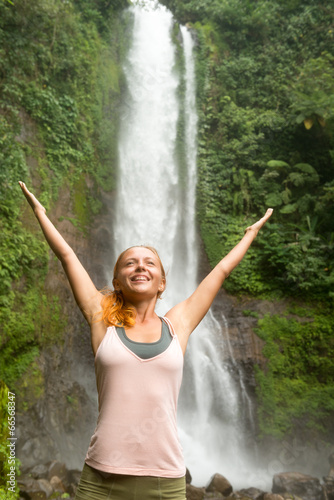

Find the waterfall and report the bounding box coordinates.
[114,0,265,489]
[114,1,180,265]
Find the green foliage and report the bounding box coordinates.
[254,306,334,438]
[200,214,274,295]
[259,221,334,298]
[242,309,259,318]
[289,51,334,129]
[73,0,129,31]
[169,0,334,302]
[0,284,67,402]
[0,0,128,392]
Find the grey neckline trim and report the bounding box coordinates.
[116,317,169,345]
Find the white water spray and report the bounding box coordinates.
[114,0,266,488]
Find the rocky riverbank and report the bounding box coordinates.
[18,457,334,500]
[18,460,80,500]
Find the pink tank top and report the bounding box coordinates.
[85,317,186,478]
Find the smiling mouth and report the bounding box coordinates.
[131,276,149,282]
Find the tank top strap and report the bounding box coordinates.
[161,316,176,338]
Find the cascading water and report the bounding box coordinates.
[114,0,267,489]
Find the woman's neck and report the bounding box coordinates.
[126,297,158,326]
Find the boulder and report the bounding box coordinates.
[47,460,68,483]
[30,464,48,479]
[186,468,192,484]
[36,479,53,498]
[206,473,233,496]
[49,475,66,493]
[281,494,303,500]
[272,472,322,500]
[263,495,284,500]
[235,487,266,499]
[323,476,334,500]
[67,469,82,496]
[18,462,80,499]
[186,484,206,500]
[68,469,82,485]
[224,494,263,500]
[18,477,47,500]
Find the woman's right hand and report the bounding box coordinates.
[19,181,46,215]
[19,181,104,340]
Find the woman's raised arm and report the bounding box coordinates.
[166,209,273,352]
[19,182,103,326]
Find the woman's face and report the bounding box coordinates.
[113,247,166,300]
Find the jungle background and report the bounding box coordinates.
[0,0,333,497]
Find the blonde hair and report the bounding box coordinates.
[101,246,166,328]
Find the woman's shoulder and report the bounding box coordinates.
[163,310,189,356]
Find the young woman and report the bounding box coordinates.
[19,181,273,500]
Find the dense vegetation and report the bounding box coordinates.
[0,0,129,497]
[160,0,334,441]
[162,0,334,300]
[255,303,334,439]
[0,0,129,385]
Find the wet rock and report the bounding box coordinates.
[30,464,48,479]
[323,452,334,500]
[67,468,82,495]
[20,437,52,468]
[68,469,82,484]
[36,479,53,498]
[18,462,80,500]
[47,461,67,483]
[281,494,303,500]
[18,477,47,500]
[186,484,206,500]
[49,476,65,494]
[272,472,322,500]
[234,487,266,499]
[206,473,233,496]
[323,477,334,500]
[224,494,262,500]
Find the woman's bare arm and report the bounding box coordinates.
[166,209,273,351]
[19,182,103,325]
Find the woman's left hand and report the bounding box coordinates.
[19,181,46,215]
[245,208,273,235]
